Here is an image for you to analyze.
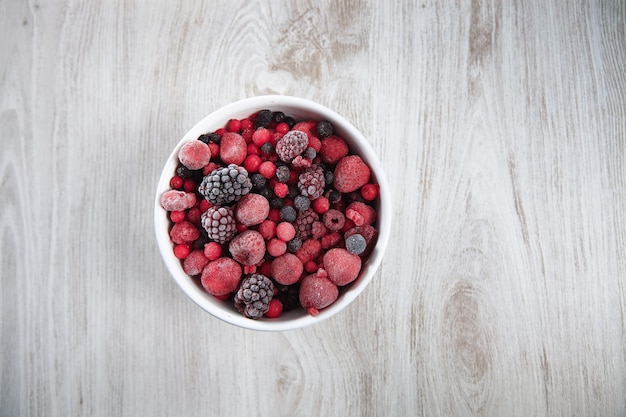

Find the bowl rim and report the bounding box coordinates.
[154,95,392,331]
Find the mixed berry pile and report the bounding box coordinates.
[160,109,380,319]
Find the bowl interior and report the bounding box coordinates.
[155,95,391,331]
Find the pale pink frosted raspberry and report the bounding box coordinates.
[160,190,196,211]
[183,250,209,276]
[228,230,266,265]
[169,221,200,244]
[345,201,376,226]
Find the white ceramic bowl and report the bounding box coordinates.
[154,95,391,331]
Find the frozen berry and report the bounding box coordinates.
[227,118,241,132]
[286,236,302,252]
[320,135,349,164]
[254,109,273,128]
[203,241,222,260]
[346,201,376,226]
[178,140,211,170]
[345,233,367,255]
[235,193,270,226]
[361,183,380,201]
[252,127,271,146]
[219,132,247,165]
[201,257,242,296]
[316,120,334,138]
[323,248,362,286]
[264,299,283,318]
[251,173,267,190]
[276,222,296,242]
[334,155,371,193]
[183,250,209,276]
[170,175,184,189]
[173,244,191,259]
[229,230,266,266]
[170,210,186,223]
[280,206,297,222]
[267,238,287,257]
[170,221,200,244]
[160,190,197,211]
[294,195,311,212]
[295,209,319,239]
[312,196,330,214]
[299,270,338,316]
[271,253,303,285]
[295,238,322,263]
[276,130,308,162]
[322,209,345,231]
[258,219,276,240]
[275,165,291,183]
[201,206,237,244]
[234,273,274,319]
[298,165,325,199]
[259,161,277,179]
[198,164,252,206]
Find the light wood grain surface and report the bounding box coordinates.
[1,1,624,416]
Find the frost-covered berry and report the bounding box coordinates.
[345,233,367,255]
[280,206,297,223]
[201,206,237,244]
[198,164,252,206]
[234,274,275,319]
[276,130,309,162]
[298,165,325,200]
[316,120,334,138]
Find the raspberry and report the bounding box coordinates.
[311,221,327,239]
[322,209,345,231]
[298,165,325,199]
[201,257,242,296]
[201,206,237,244]
[346,201,376,226]
[198,164,252,206]
[178,140,211,170]
[276,222,296,242]
[299,270,338,316]
[170,221,200,244]
[183,250,209,276]
[323,248,362,286]
[229,230,266,265]
[295,238,322,263]
[320,135,349,164]
[361,183,379,201]
[276,130,308,162]
[271,253,303,285]
[203,242,222,260]
[234,274,275,319]
[295,209,319,239]
[334,155,371,193]
[321,231,342,249]
[173,244,191,259]
[160,190,196,211]
[267,238,287,257]
[316,120,334,138]
[290,155,312,169]
[219,132,247,165]
[235,193,270,226]
[264,299,283,318]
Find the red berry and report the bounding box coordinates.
[236,222,248,233]
[183,178,196,192]
[220,132,247,165]
[198,199,212,213]
[187,207,202,224]
[216,128,227,136]
[271,253,303,285]
[312,196,330,214]
[252,127,271,146]
[229,230,266,266]
[299,270,339,316]
[334,155,371,193]
[170,210,186,223]
[235,193,270,226]
[160,190,197,211]
[173,244,191,259]
[178,140,211,170]
[246,143,260,156]
[203,161,219,176]
[244,154,262,173]
[308,136,322,152]
[169,175,184,189]
[227,118,241,132]
[203,242,222,261]
[183,250,209,276]
[258,219,277,240]
[275,122,290,134]
[276,222,296,242]
[273,182,289,198]
[259,161,276,179]
[323,248,362,286]
[320,135,349,164]
[304,260,318,273]
[169,221,200,244]
[361,183,379,201]
[267,238,287,257]
[265,299,283,318]
[201,257,242,296]
[240,118,254,130]
[268,208,282,223]
[241,128,254,143]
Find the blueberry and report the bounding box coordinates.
[345,234,367,255]
[294,195,310,211]
[316,120,333,138]
[280,206,297,222]
[255,109,272,128]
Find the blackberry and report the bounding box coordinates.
[286,236,302,252]
[294,195,311,211]
[251,173,267,190]
[280,206,297,222]
[272,111,286,123]
[198,164,252,206]
[276,130,308,162]
[316,120,333,138]
[275,165,291,183]
[234,274,275,319]
[298,165,325,199]
[201,206,237,244]
[295,209,319,239]
[254,109,273,128]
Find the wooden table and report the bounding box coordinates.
[2,1,624,416]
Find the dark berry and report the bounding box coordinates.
[251,173,267,189]
[280,206,297,222]
[284,116,296,128]
[270,197,284,209]
[272,111,286,123]
[197,134,211,144]
[254,109,273,128]
[260,142,274,155]
[328,189,342,204]
[197,164,252,206]
[258,187,273,200]
[176,165,194,179]
[316,121,333,138]
[234,274,275,319]
[275,165,291,183]
[324,170,334,186]
[294,195,311,211]
[345,233,367,255]
[303,147,317,160]
[286,236,302,252]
